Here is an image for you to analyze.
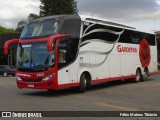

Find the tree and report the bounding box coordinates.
[15,19,27,33]
[0,25,17,34]
[17,19,27,29]
[15,13,40,33]
[28,13,40,21]
[40,0,78,16]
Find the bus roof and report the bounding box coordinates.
[79,15,155,35]
[32,15,155,35]
[33,15,80,22]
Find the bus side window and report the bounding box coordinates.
[59,49,66,63]
[58,38,70,69]
[130,32,140,44]
[60,19,81,38]
[58,19,81,69]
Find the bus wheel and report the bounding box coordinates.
[79,73,86,93]
[142,68,149,82]
[134,69,141,83]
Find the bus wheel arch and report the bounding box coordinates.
[79,71,92,93]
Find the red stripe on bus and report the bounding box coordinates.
[92,75,135,84]
[57,75,135,89]
[58,83,80,89]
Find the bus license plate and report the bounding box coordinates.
[28,84,34,88]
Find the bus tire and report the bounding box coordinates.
[133,69,141,83]
[86,74,92,88]
[79,73,86,93]
[142,68,149,82]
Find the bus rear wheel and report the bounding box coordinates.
[142,68,149,82]
[133,69,141,83]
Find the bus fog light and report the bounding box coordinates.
[16,76,22,81]
[42,73,55,81]
[48,82,52,86]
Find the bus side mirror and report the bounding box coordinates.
[47,36,54,52]
[4,39,19,54]
[47,34,70,52]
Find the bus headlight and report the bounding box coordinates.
[16,76,22,81]
[42,73,55,81]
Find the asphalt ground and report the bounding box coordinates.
[0,74,160,120]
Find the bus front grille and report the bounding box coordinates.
[22,78,42,82]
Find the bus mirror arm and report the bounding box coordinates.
[47,34,70,52]
[4,39,19,55]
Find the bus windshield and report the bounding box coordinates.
[20,19,59,40]
[17,42,55,71]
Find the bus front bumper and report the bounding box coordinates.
[17,77,58,90]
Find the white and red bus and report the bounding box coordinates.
[4,15,157,92]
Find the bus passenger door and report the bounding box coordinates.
[57,37,80,84]
[59,18,81,84]
[58,48,70,85]
[69,58,79,83]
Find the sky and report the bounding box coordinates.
[0,0,160,32]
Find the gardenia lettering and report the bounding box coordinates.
[117,45,137,53]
